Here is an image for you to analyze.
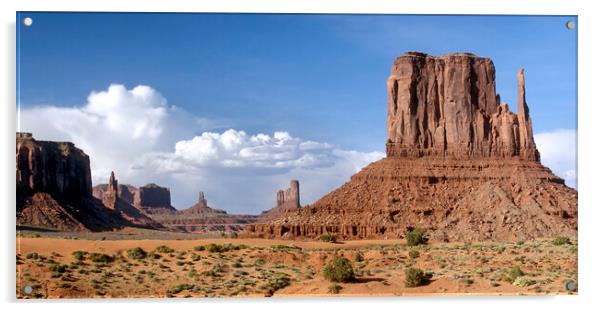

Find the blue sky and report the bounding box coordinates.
[16,13,577,213]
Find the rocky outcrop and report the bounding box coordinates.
[385,52,539,161]
[259,180,302,220]
[181,192,227,214]
[245,52,577,242]
[16,133,148,231]
[134,183,177,214]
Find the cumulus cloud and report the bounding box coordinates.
[19,84,385,213]
[534,128,577,188]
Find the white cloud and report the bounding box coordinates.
[19,84,385,214]
[534,128,577,188]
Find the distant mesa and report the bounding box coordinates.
[246,52,577,242]
[181,192,227,215]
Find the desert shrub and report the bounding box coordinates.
[206,243,223,253]
[322,256,355,282]
[406,228,427,246]
[408,249,420,259]
[89,253,114,264]
[176,260,185,266]
[404,267,431,287]
[167,283,194,294]
[508,266,525,281]
[72,251,87,261]
[328,283,343,294]
[26,252,39,260]
[190,253,201,261]
[193,245,205,251]
[516,240,525,246]
[270,244,302,251]
[319,234,337,243]
[232,262,243,268]
[267,272,291,291]
[155,245,174,254]
[353,252,364,262]
[48,263,67,273]
[552,236,571,246]
[512,275,533,287]
[127,247,147,260]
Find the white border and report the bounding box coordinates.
[1,0,601,310]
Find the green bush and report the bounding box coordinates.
[193,245,205,251]
[72,251,87,261]
[267,272,291,291]
[322,256,355,282]
[127,247,147,260]
[508,266,525,282]
[89,253,114,264]
[328,283,343,294]
[353,252,364,262]
[404,267,431,287]
[319,234,337,243]
[552,236,571,246]
[25,252,39,260]
[206,243,223,253]
[406,229,427,246]
[408,249,420,259]
[155,245,174,254]
[167,283,194,294]
[513,276,534,287]
[190,253,201,261]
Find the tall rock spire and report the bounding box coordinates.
[517,68,538,160]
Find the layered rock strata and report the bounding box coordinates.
[259,180,302,220]
[245,52,577,242]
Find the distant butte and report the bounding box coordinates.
[245,52,577,242]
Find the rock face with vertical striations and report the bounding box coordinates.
[245,52,577,242]
[16,133,153,231]
[259,180,302,220]
[385,52,539,161]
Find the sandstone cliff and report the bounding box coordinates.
[16,133,147,231]
[259,180,301,220]
[246,52,577,242]
[134,183,177,214]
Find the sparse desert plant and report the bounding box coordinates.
[89,253,114,264]
[193,245,205,251]
[408,249,420,259]
[155,245,174,254]
[206,243,222,253]
[25,252,39,260]
[513,276,534,287]
[72,250,87,261]
[552,236,571,246]
[353,252,364,262]
[328,283,343,294]
[190,253,201,261]
[127,247,147,260]
[167,283,194,295]
[319,234,337,243]
[404,267,432,287]
[323,256,355,282]
[267,272,291,292]
[406,228,427,246]
[270,244,302,251]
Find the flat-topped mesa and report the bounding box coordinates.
[134,183,177,214]
[386,52,539,161]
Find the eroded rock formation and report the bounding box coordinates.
[259,180,302,220]
[245,52,577,242]
[134,183,177,214]
[16,133,150,231]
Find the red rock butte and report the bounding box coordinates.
[245,52,577,242]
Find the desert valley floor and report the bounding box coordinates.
[16,228,577,298]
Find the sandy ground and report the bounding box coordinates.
[16,235,578,299]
